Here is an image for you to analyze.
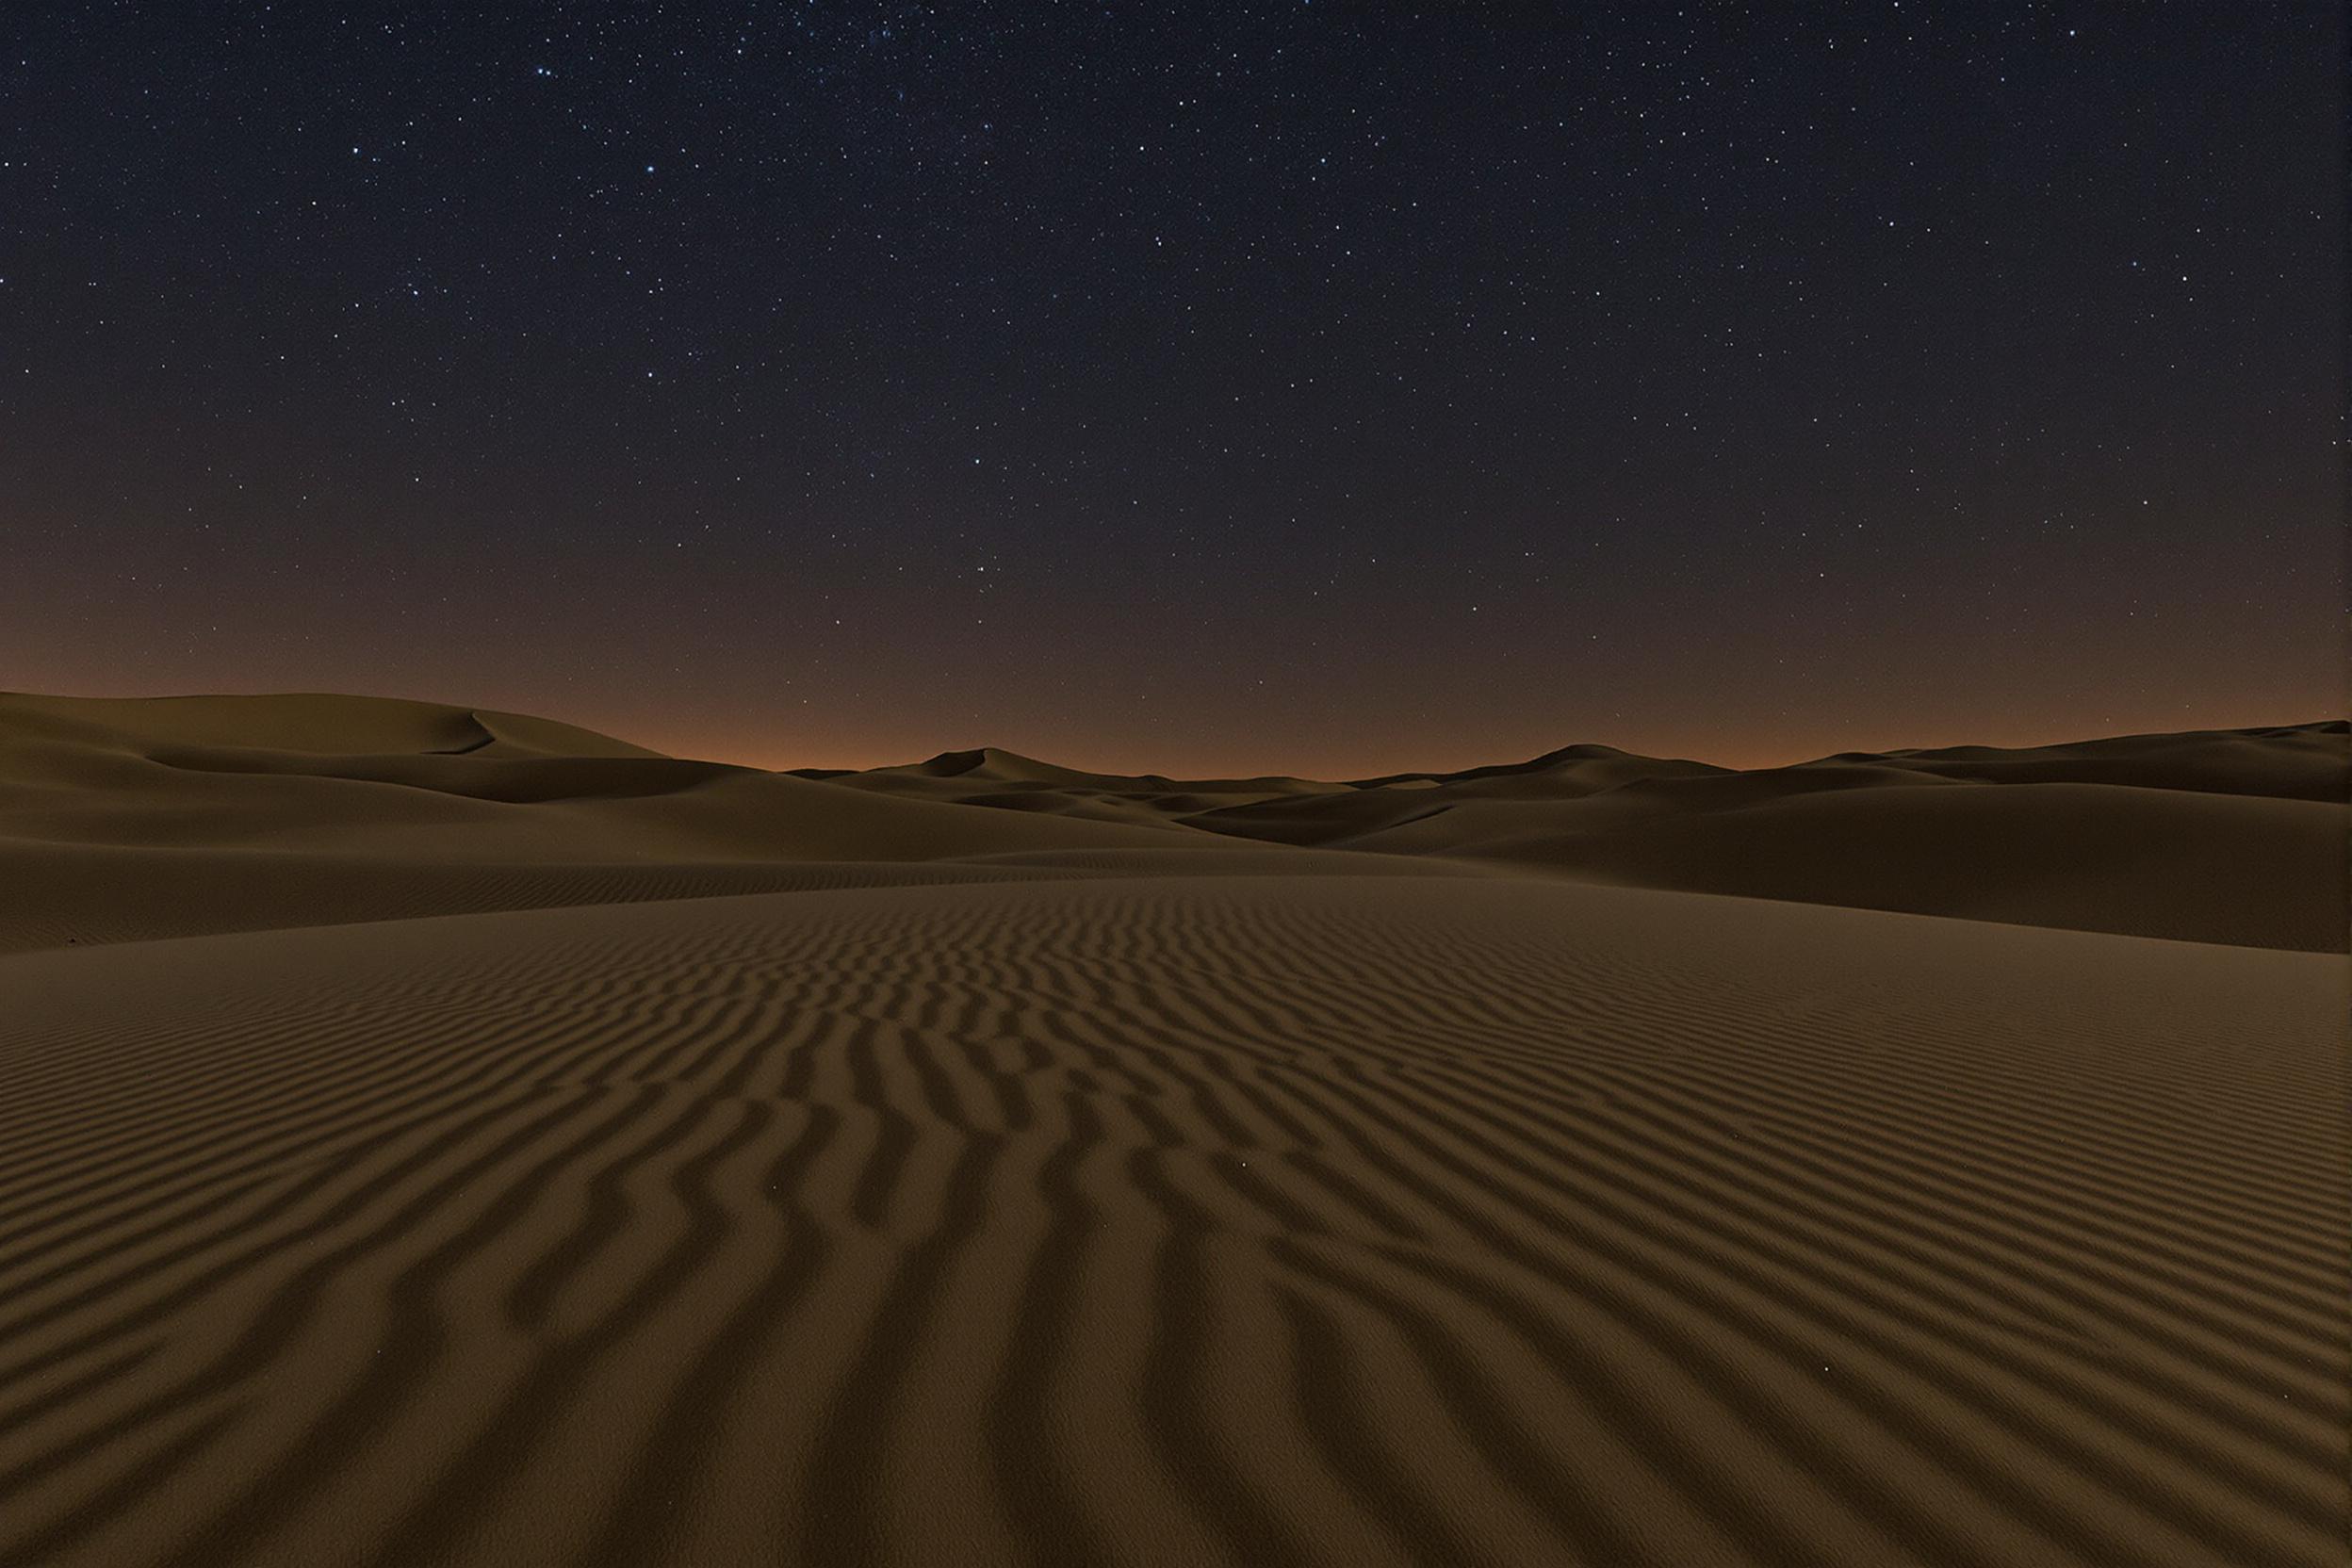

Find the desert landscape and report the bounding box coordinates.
[9,3,2340,1564]
[0,690,2342,1567]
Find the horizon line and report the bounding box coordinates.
[7,685,2342,783]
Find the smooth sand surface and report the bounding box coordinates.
[1,694,2344,1566]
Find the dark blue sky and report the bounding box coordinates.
[3,2,2340,772]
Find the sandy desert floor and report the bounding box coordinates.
[0,694,2344,1567]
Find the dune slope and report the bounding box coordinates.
[819,721,2352,952]
[0,694,1317,952]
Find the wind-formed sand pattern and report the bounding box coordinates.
[0,694,2344,1567]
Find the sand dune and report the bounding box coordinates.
[0,693,2344,1566]
[791,747,1344,833]
[8,694,2338,951]
[815,718,2349,952]
[1795,721,2352,801]
[0,691,671,763]
[1313,776,2345,951]
[0,694,1268,951]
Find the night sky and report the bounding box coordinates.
[3,3,2341,776]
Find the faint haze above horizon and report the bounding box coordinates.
[3,3,2342,776]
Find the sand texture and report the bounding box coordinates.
[1,694,2344,1567]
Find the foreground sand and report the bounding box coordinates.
[0,694,2344,1566]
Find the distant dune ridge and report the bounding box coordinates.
[0,692,2344,1567]
[4,691,2332,953]
[796,719,2349,954]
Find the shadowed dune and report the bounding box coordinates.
[0,692,2344,1566]
[1312,776,2346,952]
[829,722,2351,953]
[1793,721,2352,801]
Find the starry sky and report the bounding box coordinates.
[2,2,2341,776]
